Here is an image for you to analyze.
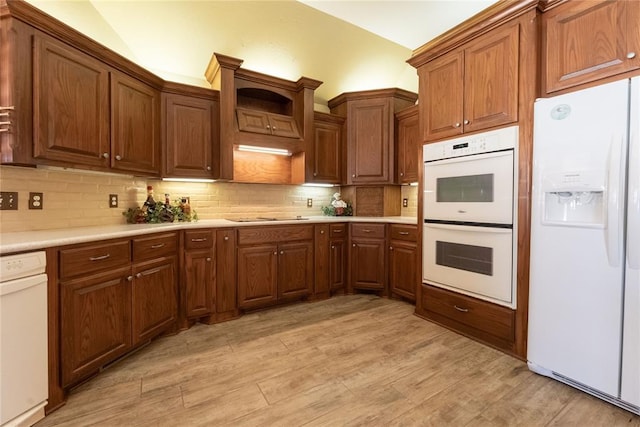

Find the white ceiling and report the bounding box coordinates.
[26,0,497,108]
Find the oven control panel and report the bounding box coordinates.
[424,126,518,162]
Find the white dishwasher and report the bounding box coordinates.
[0,251,48,427]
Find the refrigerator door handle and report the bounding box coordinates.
[605,136,624,267]
[628,116,639,269]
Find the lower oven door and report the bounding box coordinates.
[423,222,514,307]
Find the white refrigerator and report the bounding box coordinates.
[528,77,639,414]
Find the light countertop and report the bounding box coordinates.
[0,216,417,255]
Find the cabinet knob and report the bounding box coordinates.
[320,230,325,234]
[352,243,356,247]
[273,251,277,255]
[628,52,637,59]
[115,155,122,161]
[352,174,356,178]
[126,275,133,282]
[206,257,211,262]
[224,236,229,241]
[272,126,277,130]
[207,166,211,171]
[280,250,284,255]
[313,172,317,177]
[101,152,109,159]
[454,122,461,128]
[135,273,142,279]
[266,125,271,130]
[389,246,394,251]
[331,245,335,249]
[463,119,470,125]
[400,172,404,177]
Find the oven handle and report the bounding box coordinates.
[424,149,513,166]
[424,223,512,234]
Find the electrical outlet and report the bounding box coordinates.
[307,198,313,208]
[29,192,43,209]
[0,192,18,210]
[109,194,118,208]
[402,198,408,208]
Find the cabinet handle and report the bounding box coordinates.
[127,275,133,282]
[151,243,165,249]
[389,246,394,251]
[454,305,469,313]
[320,230,325,234]
[137,267,162,277]
[273,251,277,255]
[398,231,409,235]
[352,174,356,178]
[0,129,8,133]
[272,126,277,130]
[101,152,109,159]
[206,257,211,262]
[266,125,271,130]
[628,52,637,59]
[0,121,10,126]
[224,236,229,241]
[0,106,14,110]
[115,155,122,161]
[280,250,284,255]
[333,229,342,233]
[89,254,110,261]
[463,119,470,125]
[331,245,335,249]
[400,172,404,177]
[313,172,317,177]
[0,113,9,117]
[135,272,142,278]
[352,244,356,247]
[363,229,371,233]
[191,238,207,242]
[454,122,461,128]
[206,166,211,171]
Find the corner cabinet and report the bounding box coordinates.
[541,0,640,94]
[416,21,519,141]
[328,89,417,185]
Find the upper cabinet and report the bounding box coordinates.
[415,21,519,142]
[541,0,640,94]
[309,112,344,184]
[205,53,322,182]
[395,105,419,184]
[328,89,417,185]
[162,83,220,179]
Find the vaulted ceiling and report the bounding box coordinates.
[25,0,496,108]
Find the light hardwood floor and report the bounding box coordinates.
[37,295,639,426]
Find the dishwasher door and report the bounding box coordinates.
[0,272,48,426]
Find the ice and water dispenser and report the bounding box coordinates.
[540,170,605,227]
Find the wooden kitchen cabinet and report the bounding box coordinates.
[32,34,110,168]
[418,21,519,141]
[58,233,178,387]
[388,224,418,302]
[183,230,215,319]
[215,229,238,321]
[163,86,219,179]
[236,108,300,138]
[396,105,420,183]
[309,112,344,184]
[314,225,331,298]
[349,223,387,293]
[237,225,314,310]
[542,0,640,94]
[329,224,347,292]
[328,89,417,185]
[315,223,347,298]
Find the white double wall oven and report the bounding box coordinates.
[422,126,518,308]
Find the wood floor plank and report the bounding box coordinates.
[36,295,639,426]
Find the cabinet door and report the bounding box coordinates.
[278,241,313,300]
[350,238,386,291]
[216,229,237,315]
[183,249,214,318]
[237,244,278,309]
[329,238,346,291]
[463,22,519,133]
[311,119,341,183]
[396,108,419,183]
[60,267,131,386]
[131,257,177,345]
[314,225,330,297]
[419,51,464,142]
[544,0,640,93]
[389,240,417,301]
[268,113,300,139]
[236,108,271,135]
[347,98,392,184]
[111,72,160,175]
[32,35,110,167]
[164,93,215,178]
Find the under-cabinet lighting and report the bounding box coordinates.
[302,183,336,188]
[162,178,217,183]
[237,145,291,156]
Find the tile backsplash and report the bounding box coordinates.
[0,166,418,233]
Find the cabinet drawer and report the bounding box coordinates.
[185,230,214,250]
[132,233,177,262]
[329,223,346,238]
[238,225,313,245]
[60,240,130,279]
[390,224,417,242]
[421,284,514,342]
[350,223,385,239]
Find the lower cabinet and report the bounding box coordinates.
[215,229,238,320]
[183,230,215,319]
[388,224,418,302]
[59,233,178,387]
[349,223,386,293]
[314,223,347,298]
[237,225,314,310]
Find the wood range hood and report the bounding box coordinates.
[205,53,322,184]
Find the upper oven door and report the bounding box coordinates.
[424,150,514,225]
